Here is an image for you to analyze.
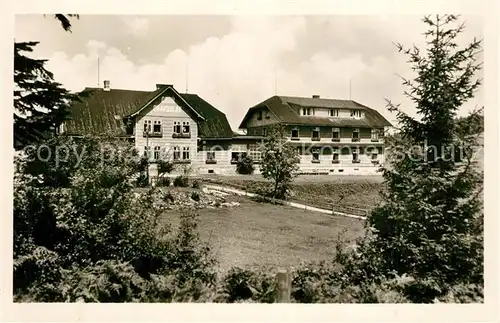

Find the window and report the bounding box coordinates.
[144,146,151,158]
[350,110,362,118]
[312,148,320,163]
[231,152,247,164]
[352,128,360,141]
[301,107,313,116]
[153,146,161,160]
[143,120,152,133]
[312,127,320,141]
[182,147,190,160]
[182,122,190,134]
[173,122,181,134]
[371,129,379,141]
[291,128,299,140]
[206,151,216,164]
[173,146,180,160]
[332,148,340,163]
[153,121,162,133]
[248,144,262,162]
[329,109,339,117]
[257,111,263,120]
[265,111,270,119]
[332,128,340,141]
[262,128,267,136]
[352,148,360,163]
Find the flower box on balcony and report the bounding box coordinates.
[331,138,340,142]
[371,160,380,165]
[371,139,380,142]
[206,160,217,164]
[351,138,360,142]
[352,159,361,163]
[332,160,340,164]
[311,137,320,141]
[172,133,191,139]
[290,137,300,141]
[311,160,321,163]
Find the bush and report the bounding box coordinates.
[218,267,275,303]
[191,179,201,189]
[173,175,189,187]
[157,176,171,187]
[13,135,217,302]
[190,191,200,202]
[236,156,255,175]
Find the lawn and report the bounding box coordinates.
[198,174,385,216]
[162,194,365,273]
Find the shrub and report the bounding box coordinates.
[136,174,149,187]
[236,156,255,175]
[157,176,171,187]
[13,135,217,302]
[219,267,275,303]
[191,191,201,202]
[173,175,189,187]
[191,179,201,189]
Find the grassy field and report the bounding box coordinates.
[163,193,365,273]
[198,174,384,216]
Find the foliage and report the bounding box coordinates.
[236,155,255,175]
[174,175,190,187]
[218,267,276,303]
[191,191,201,202]
[14,15,79,149]
[191,179,202,189]
[157,159,175,176]
[14,135,217,302]
[336,15,484,302]
[156,176,171,187]
[259,125,300,199]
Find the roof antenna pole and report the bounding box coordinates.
[185,61,189,94]
[97,57,100,87]
[349,77,352,100]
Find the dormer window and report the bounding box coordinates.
[301,107,313,116]
[329,109,339,117]
[350,110,362,118]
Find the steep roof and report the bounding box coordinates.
[238,95,392,129]
[64,85,233,139]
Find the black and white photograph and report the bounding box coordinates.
[3,1,498,321]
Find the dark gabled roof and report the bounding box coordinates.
[64,86,233,139]
[238,95,392,129]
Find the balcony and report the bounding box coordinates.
[172,133,191,139]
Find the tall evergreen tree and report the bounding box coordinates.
[14,14,79,148]
[347,15,484,300]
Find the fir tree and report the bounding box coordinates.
[349,15,484,300]
[14,15,79,148]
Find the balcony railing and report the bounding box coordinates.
[143,131,163,138]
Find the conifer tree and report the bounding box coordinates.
[14,15,79,148]
[349,15,484,300]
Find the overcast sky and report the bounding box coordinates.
[15,14,483,129]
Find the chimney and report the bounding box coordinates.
[312,94,320,99]
[103,80,111,91]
